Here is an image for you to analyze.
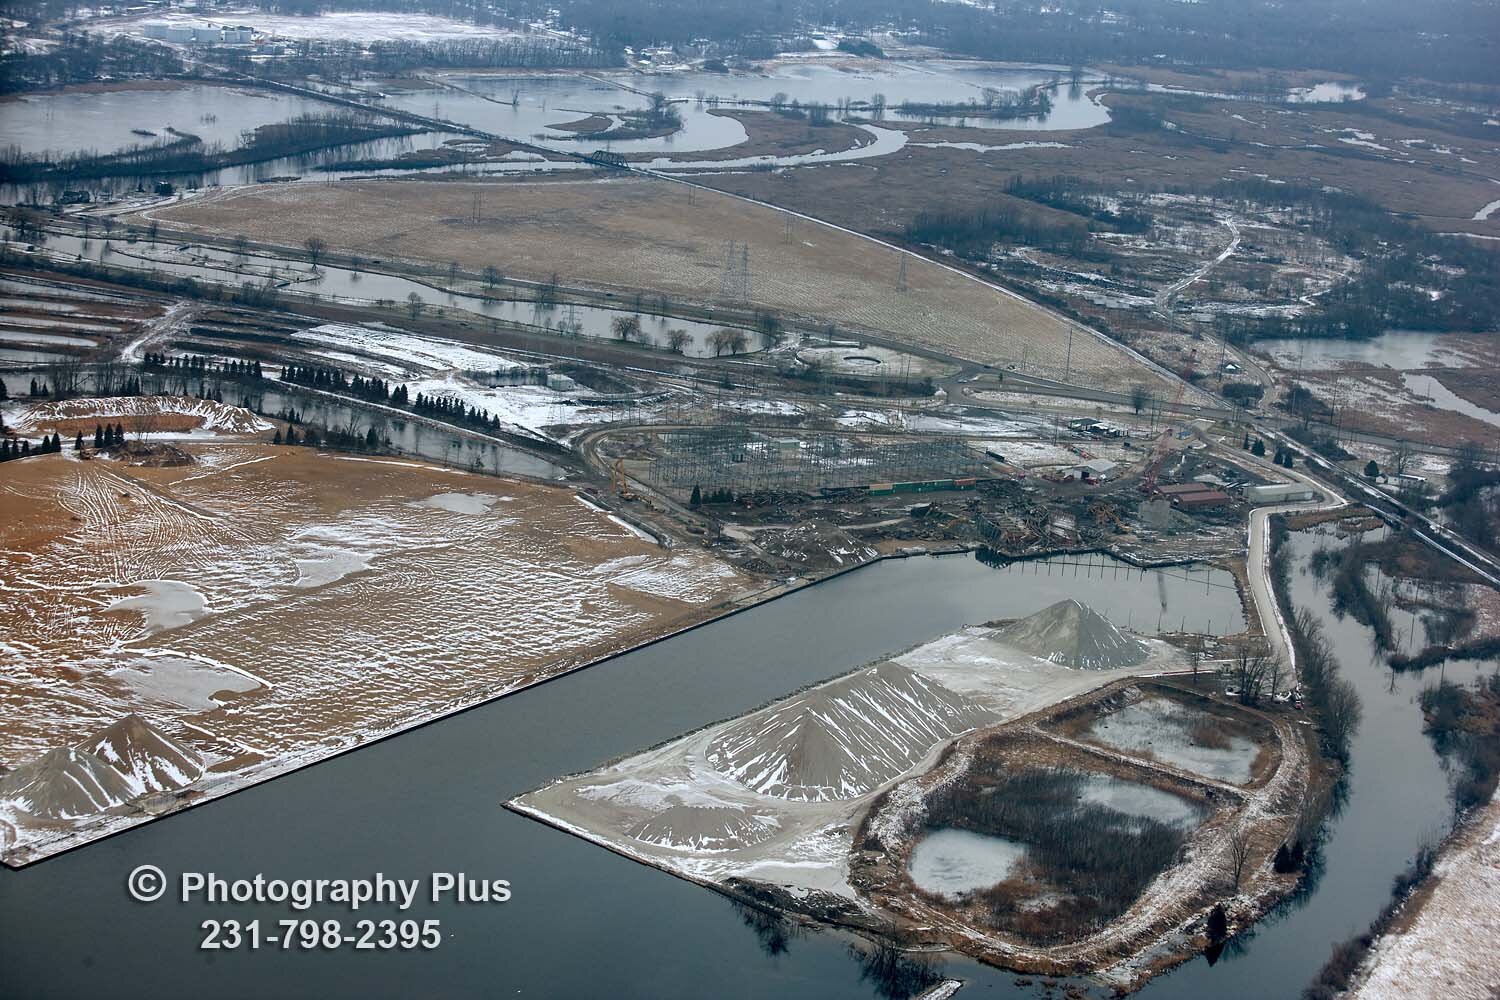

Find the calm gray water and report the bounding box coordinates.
[0,528,1481,999]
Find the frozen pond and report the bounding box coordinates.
[908,827,1028,897]
[1085,697,1259,784]
[1076,773,1205,829]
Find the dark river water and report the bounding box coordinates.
[0,528,1482,999]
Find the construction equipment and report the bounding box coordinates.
[611,457,633,499]
[1138,354,1196,494]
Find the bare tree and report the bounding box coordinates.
[1227,827,1253,888]
[1130,384,1151,415]
[1231,644,1273,706]
[447,260,460,286]
[406,292,423,319]
[303,236,327,269]
[666,328,691,354]
[611,315,642,342]
[483,265,503,290]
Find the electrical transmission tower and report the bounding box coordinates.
[719,240,751,302]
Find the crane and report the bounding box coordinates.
[1138,351,1197,494]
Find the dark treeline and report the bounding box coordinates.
[215,37,620,83]
[1184,179,1500,342]
[1005,175,1156,234]
[0,112,421,184]
[895,86,1052,122]
[906,202,1090,257]
[212,0,1499,84]
[0,32,183,93]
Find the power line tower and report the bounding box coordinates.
[719,240,751,302]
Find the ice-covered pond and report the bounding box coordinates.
[908,828,1028,897]
[1085,697,1260,784]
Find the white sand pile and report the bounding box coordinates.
[627,805,782,852]
[706,662,994,802]
[78,714,204,795]
[0,748,138,820]
[995,598,1149,669]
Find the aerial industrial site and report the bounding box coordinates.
[1,2,1498,998]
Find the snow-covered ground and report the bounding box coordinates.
[291,323,525,376]
[512,619,1180,903]
[1352,790,1500,999]
[0,444,750,864]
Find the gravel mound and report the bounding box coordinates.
[996,598,1149,669]
[627,805,781,852]
[706,662,994,802]
[78,714,204,795]
[0,748,138,820]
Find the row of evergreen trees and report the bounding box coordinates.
[142,353,264,380]
[1,433,62,461]
[410,392,505,434]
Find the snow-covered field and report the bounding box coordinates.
[292,323,526,376]
[0,443,748,864]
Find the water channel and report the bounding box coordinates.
[2,522,1484,999]
[2,225,765,359]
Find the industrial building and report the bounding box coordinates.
[1245,483,1317,504]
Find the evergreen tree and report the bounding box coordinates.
[114,423,125,444]
[1251,439,1265,457]
[273,429,282,445]
[285,427,297,445]
[364,426,378,449]
[1207,903,1229,941]
[74,431,84,452]
[690,485,702,508]
[1365,459,1379,479]
[1242,433,1250,450]
[0,378,8,401]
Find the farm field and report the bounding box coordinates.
[143,177,1162,389]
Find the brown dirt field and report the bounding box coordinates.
[144,177,1161,387]
[0,445,748,774]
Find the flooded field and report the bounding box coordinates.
[1,82,341,159]
[4,227,765,359]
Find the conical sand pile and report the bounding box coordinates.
[0,748,139,820]
[995,599,1149,669]
[78,714,204,795]
[706,662,994,802]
